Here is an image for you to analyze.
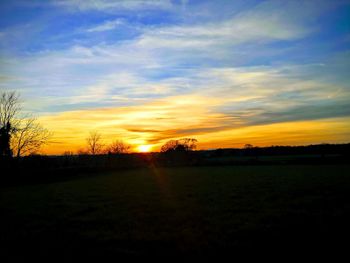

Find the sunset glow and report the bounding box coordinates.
[0,1,349,155]
[137,145,152,153]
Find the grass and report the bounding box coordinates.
[1,165,350,259]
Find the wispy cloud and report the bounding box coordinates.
[135,6,311,51]
[86,19,124,32]
[1,47,349,121]
[53,0,173,11]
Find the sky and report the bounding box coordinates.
[0,0,350,154]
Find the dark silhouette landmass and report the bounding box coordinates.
[1,143,349,185]
[2,142,350,261]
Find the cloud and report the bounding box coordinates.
[202,63,350,126]
[2,46,349,125]
[86,19,124,32]
[38,95,350,154]
[135,11,309,51]
[53,0,173,11]
[37,94,227,152]
[132,0,333,52]
[194,117,350,150]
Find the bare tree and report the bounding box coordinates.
[0,91,20,129]
[0,92,19,156]
[0,91,51,157]
[106,140,131,154]
[86,131,103,155]
[11,117,51,157]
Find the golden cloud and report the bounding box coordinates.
[38,94,350,154]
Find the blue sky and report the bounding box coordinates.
[0,0,350,152]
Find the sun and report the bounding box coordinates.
[137,145,152,153]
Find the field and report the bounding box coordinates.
[2,165,350,260]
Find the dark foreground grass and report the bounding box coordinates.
[1,165,350,260]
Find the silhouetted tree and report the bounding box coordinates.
[86,131,103,155]
[0,92,20,157]
[0,121,12,157]
[0,92,20,128]
[106,140,131,154]
[161,138,198,153]
[1,91,51,157]
[11,117,51,157]
[77,148,89,155]
[63,151,74,156]
[244,144,253,149]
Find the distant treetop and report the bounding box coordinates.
[161,138,198,153]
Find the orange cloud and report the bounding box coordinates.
[38,95,350,155]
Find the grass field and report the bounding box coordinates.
[2,165,350,259]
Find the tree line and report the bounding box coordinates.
[79,131,197,155]
[76,131,132,155]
